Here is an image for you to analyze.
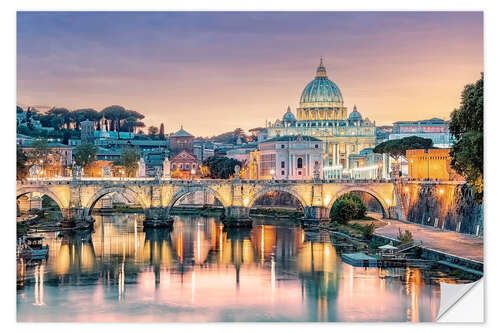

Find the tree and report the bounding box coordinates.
[159,123,165,139]
[340,193,367,219]
[201,156,242,179]
[148,126,159,137]
[330,193,367,224]
[17,146,29,180]
[101,105,128,132]
[373,136,434,161]
[62,130,71,145]
[73,108,100,130]
[114,146,141,177]
[74,143,98,169]
[330,199,358,224]
[27,138,51,167]
[449,73,483,203]
[47,107,71,129]
[17,106,24,114]
[397,228,414,244]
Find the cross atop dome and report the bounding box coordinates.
[316,57,328,78]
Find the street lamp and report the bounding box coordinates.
[410,159,414,179]
[191,168,196,180]
[270,169,275,180]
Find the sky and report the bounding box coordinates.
[17,12,483,137]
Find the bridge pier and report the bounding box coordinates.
[143,208,174,229]
[223,206,252,228]
[61,208,95,230]
[302,206,331,228]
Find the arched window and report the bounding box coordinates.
[297,157,303,169]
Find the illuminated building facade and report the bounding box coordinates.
[252,135,323,180]
[170,150,199,178]
[406,148,464,181]
[265,59,377,178]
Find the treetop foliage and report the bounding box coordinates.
[373,136,433,159]
[449,73,483,203]
[201,156,242,179]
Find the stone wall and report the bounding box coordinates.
[402,183,483,236]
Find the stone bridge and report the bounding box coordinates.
[16,178,402,229]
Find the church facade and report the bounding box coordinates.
[264,59,377,179]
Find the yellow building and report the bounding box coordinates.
[406,149,464,181]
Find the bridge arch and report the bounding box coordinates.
[166,186,228,212]
[247,186,308,210]
[85,186,150,216]
[328,187,390,218]
[16,187,67,212]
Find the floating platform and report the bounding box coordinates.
[341,252,378,267]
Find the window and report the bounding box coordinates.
[314,144,319,148]
[297,157,303,169]
[281,170,285,176]
[172,163,176,170]
[298,171,302,175]
[185,163,190,170]
[281,144,285,149]
[281,161,285,168]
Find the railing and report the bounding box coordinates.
[395,240,423,253]
[18,177,396,186]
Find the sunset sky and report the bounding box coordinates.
[17,12,483,137]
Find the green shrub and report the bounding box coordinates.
[330,193,367,224]
[362,223,376,239]
[397,228,414,244]
[330,199,357,224]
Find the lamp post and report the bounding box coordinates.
[410,159,414,179]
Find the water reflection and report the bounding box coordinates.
[18,213,444,322]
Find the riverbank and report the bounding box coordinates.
[370,217,483,278]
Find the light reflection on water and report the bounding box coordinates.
[17,213,446,322]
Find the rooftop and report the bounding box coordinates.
[171,126,194,138]
[262,135,322,143]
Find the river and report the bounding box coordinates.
[17,213,462,322]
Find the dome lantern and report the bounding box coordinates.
[315,57,328,78]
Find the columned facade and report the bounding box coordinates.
[265,59,377,178]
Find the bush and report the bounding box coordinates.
[362,223,376,239]
[330,199,358,224]
[330,193,367,223]
[397,228,414,244]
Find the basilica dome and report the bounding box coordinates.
[348,105,362,121]
[299,58,343,107]
[282,106,296,124]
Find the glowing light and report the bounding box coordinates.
[351,165,379,172]
[323,165,343,171]
[439,189,444,195]
[270,169,275,176]
[243,197,249,207]
[323,195,331,206]
[385,199,391,205]
[405,187,409,192]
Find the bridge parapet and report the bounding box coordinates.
[17,177,404,229]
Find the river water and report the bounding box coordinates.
[17,213,459,322]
